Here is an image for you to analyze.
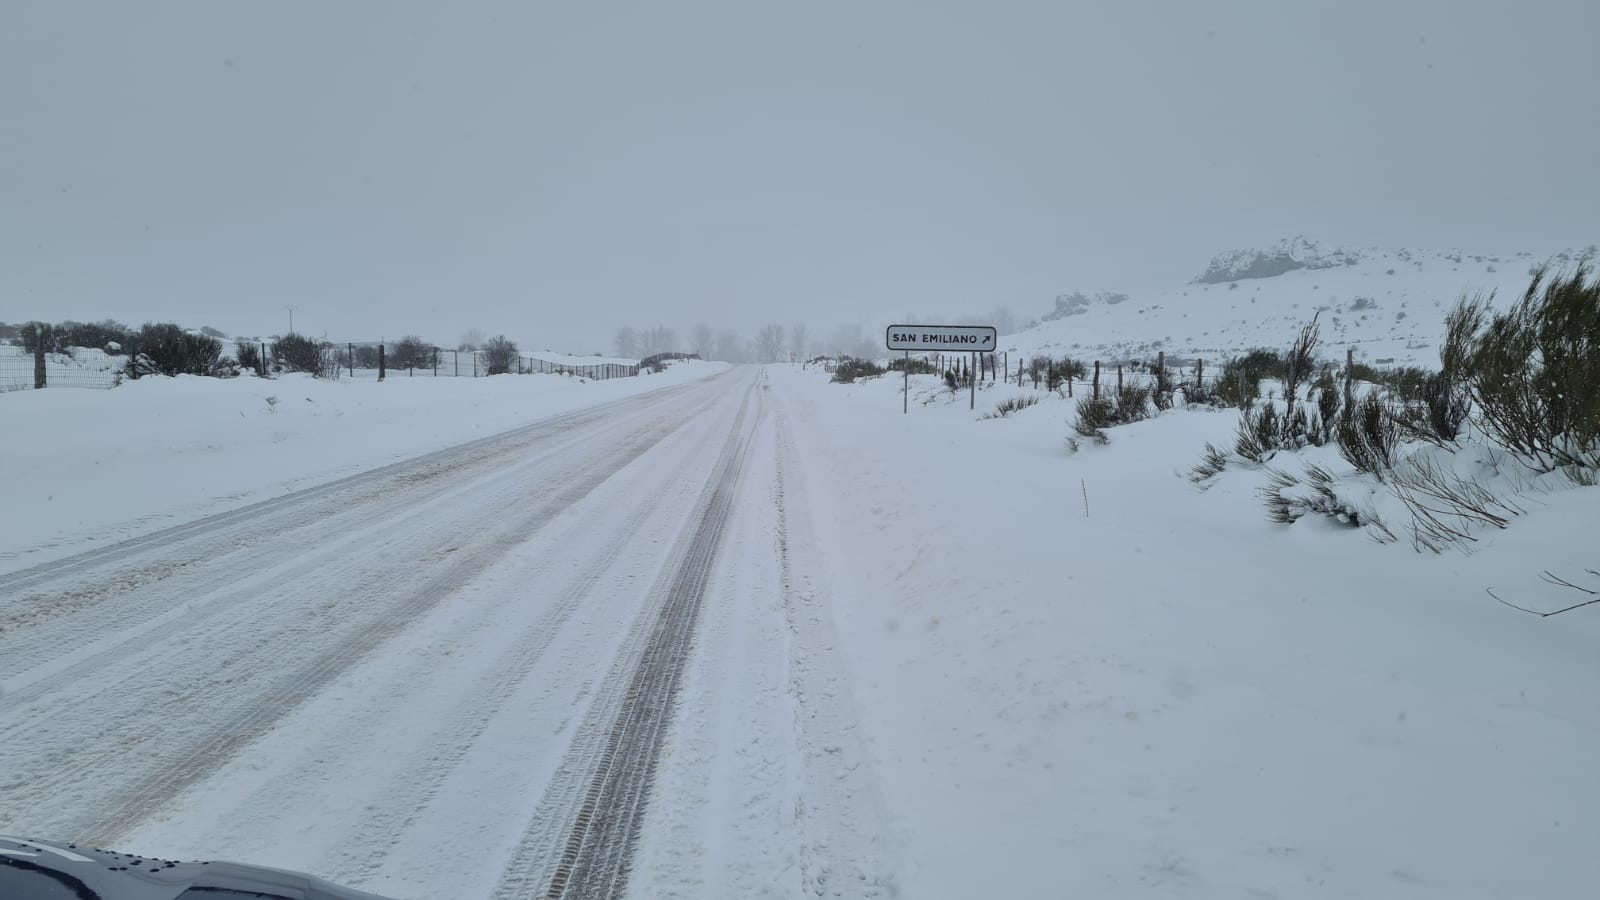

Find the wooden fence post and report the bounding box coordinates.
[1196,358,1204,390]
[378,344,386,381]
[1093,360,1100,400]
[1117,364,1123,395]
[348,343,354,377]
[1345,347,1355,408]
[34,342,46,389]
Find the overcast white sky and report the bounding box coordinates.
[4,0,1597,353]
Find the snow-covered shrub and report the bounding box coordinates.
[1216,349,1285,408]
[272,333,324,374]
[1445,266,1600,472]
[236,341,264,376]
[1073,396,1116,443]
[832,357,885,383]
[1388,450,1524,553]
[1259,464,1395,541]
[1234,402,1281,462]
[1336,391,1398,480]
[134,323,223,377]
[390,335,433,371]
[886,356,936,374]
[483,335,518,375]
[1392,371,1468,447]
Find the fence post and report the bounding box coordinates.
[378,344,386,381]
[1093,360,1100,400]
[473,352,478,377]
[348,343,354,377]
[1196,358,1204,390]
[260,343,268,377]
[1157,351,1164,394]
[1239,370,1247,409]
[34,342,46,389]
[454,350,459,377]
[1117,364,1123,395]
[1344,347,1354,408]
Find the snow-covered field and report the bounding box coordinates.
[773,364,1598,898]
[0,361,725,568]
[2,290,1596,899]
[993,240,1595,368]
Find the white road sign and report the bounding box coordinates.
[885,324,997,351]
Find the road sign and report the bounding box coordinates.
[885,324,996,351]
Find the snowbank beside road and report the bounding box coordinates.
[0,361,726,570]
[775,363,1600,900]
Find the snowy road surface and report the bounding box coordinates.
[3,362,1596,900]
[0,366,893,899]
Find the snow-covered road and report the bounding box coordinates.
[4,361,1595,900]
[0,366,854,899]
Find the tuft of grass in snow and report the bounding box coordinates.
[980,395,1039,420]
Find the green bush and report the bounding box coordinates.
[886,356,936,374]
[273,333,324,374]
[1073,396,1116,442]
[1234,402,1281,461]
[983,395,1039,419]
[236,341,263,375]
[133,323,223,376]
[390,335,434,371]
[483,334,518,375]
[1216,349,1285,407]
[1337,390,1397,479]
[832,356,885,383]
[1444,267,1600,471]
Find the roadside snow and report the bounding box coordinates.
[0,362,726,570]
[775,363,1599,900]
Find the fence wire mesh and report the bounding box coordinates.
[1,346,124,392]
[4,338,662,392]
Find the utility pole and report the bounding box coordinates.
[285,305,299,335]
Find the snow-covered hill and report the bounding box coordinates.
[1001,239,1597,369]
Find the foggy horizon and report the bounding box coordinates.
[5,0,1597,354]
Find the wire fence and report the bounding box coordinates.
[318,343,642,381]
[3,340,658,393]
[0,345,124,393]
[888,351,1232,398]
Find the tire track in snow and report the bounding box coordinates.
[310,407,734,888]
[0,385,720,709]
[492,373,764,900]
[0,376,720,593]
[74,409,699,848]
[0,377,733,842]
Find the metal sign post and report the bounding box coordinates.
[885,324,997,415]
[903,349,909,414]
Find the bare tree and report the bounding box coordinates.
[714,330,744,363]
[692,322,714,359]
[828,321,874,359]
[790,322,809,360]
[639,325,678,357]
[614,325,639,359]
[753,323,786,363]
[458,328,486,351]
